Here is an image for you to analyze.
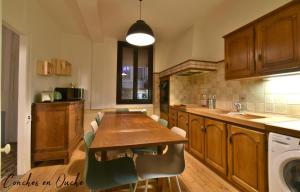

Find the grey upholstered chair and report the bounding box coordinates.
[150,114,159,122]
[95,111,104,125]
[133,127,186,192]
[84,131,138,191]
[90,120,99,133]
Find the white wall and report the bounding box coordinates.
[2,0,77,174]
[194,0,292,61]
[61,33,92,108]
[91,38,117,109]
[155,0,292,72]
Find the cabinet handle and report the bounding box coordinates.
[201,126,206,133]
[229,136,232,144]
[258,54,262,61]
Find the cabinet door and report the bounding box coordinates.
[77,102,84,138]
[255,3,300,75]
[204,118,227,175]
[168,108,178,128]
[228,125,266,192]
[189,114,205,160]
[177,111,189,150]
[68,104,78,145]
[32,105,67,152]
[225,26,255,79]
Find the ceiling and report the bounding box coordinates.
[38,0,224,42]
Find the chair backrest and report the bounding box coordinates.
[83,131,96,183]
[116,108,129,112]
[158,118,168,128]
[95,112,104,125]
[165,127,186,174]
[90,120,99,133]
[150,115,159,122]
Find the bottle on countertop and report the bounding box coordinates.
[208,95,216,109]
[201,94,207,107]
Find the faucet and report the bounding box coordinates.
[233,102,242,112]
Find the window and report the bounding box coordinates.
[117,41,153,104]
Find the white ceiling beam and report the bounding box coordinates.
[76,0,103,42]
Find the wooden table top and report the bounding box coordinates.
[90,112,187,151]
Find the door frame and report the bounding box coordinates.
[2,22,31,176]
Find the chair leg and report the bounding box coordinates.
[144,180,149,192]
[133,182,138,192]
[168,177,172,192]
[175,176,182,192]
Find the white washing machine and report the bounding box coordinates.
[269,132,300,192]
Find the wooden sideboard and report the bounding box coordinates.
[31,100,84,165]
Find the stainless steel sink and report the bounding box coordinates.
[226,112,265,119]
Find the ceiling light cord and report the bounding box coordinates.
[139,0,142,20]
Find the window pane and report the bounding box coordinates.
[137,48,149,100]
[121,47,134,100]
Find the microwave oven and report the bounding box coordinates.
[54,87,84,101]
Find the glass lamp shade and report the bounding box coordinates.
[126,20,155,46]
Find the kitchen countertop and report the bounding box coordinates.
[170,105,300,137]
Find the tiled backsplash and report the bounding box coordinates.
[170,62,300,117]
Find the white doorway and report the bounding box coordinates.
[1,24,30,179]
[1,25,19,178]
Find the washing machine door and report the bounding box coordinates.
[273,151,300,192]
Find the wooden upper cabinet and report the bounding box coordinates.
[204,118,227,175]
[168,108,178,128]
[224,1,300,79]
[189,114,205,160]
[255,3,300,75]
[177,111,189,150]
[228,125,266,192]
[225,26,255,79]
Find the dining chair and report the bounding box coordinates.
[84,131,138,192]
[150,115,159,122]
[90,120,99,133]
[131,118,169,157]
[116,108,129,112]
[158,118,168,128]
[133,127,186,192]
[95,111,104,125]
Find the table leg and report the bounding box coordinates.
[101,151,108,161]
[157,145,164,154]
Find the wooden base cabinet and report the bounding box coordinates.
[228,125,266,192]
[177,111,189,150]
[168,107,178,128]
[32,101,84,165]
[204,118,227,175]
[189,114,205,160]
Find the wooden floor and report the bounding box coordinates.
[1,143,17,179]
[2,110,239,192]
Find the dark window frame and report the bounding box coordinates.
[116,41,153,104]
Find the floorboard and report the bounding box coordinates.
[2,110,239,192]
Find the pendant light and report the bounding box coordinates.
[126,0,155,46]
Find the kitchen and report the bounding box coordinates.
[1,0,300,192]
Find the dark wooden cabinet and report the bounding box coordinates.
[228,125,266,192]
[177,111,189,150]
[189,114,205,160]
[204,118,227,175]
[255,3,300,75]
[32,100,84,164]
[225,26,255,79]
[168,107,178,128]
[224,1,300,79]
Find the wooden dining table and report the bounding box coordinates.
[90,111,187,159]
